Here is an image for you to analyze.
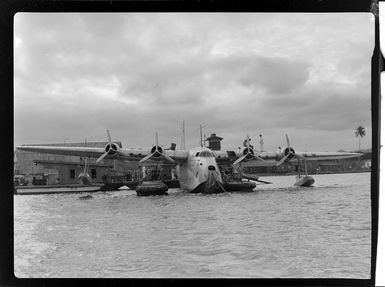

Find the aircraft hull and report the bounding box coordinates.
[177,156,224,194]
[190,180,224,194]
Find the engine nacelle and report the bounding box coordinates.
[104,142,119,156]
[150,145,163,159]
[241,146,255,159]
[139,133,175,164]
[278,146,296,161]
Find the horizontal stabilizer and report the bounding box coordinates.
[242,173,260,181]
[242,173,272,184]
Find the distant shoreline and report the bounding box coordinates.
[249,170,371,177]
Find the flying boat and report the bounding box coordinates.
[16,128,363,194]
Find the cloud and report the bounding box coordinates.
[14,13,374,151]
[235,56,310,94]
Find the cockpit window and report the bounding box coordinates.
[195,152,200,157]
[198,150,214,157]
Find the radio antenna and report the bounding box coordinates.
[199,124,206,147]
[181,120,186,150]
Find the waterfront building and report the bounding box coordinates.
[14,141,138,185]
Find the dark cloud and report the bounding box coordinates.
[205,55,310,95]
[14,13,373,151]
[255,79,371,133]
[239,56,310,94]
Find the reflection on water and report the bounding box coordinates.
[14,172,371,278]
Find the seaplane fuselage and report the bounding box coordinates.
[176,147,223,193]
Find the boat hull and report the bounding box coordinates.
[223,181,256,192]
[136,180,168,196]
[163,179,180,188]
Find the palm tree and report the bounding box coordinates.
[355,126,366,151]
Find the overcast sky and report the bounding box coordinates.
[14,13,374,152]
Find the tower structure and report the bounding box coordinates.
[205,133,223,151]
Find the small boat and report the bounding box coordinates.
[14,184,103,195]
[117,185,130,190]
[118,179,179,190]
[163,179,180,188]
[223,180,256,192]
[218,172,259,192]
[136,180,168,196]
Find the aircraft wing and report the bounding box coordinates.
[225,147,363,166]
[251,151,363,160]
[16,145,109,158]
[16,145,189,163]
[290,151,363,161]
[163,150,190,163]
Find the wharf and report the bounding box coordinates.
[14,184,104,195]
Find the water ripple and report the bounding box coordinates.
[14,172,371,278]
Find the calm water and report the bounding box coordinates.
[14,172,371,278]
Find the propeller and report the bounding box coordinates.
[275,134,298,166]
[139,132,175,164]
[96,129,119,163]
[286,134,290,147]
[233,134,266,166]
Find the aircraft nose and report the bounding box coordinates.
[208,165,216,171]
